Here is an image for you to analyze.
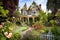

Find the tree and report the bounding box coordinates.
[47,0,60,15]
[3,0,19,17]
[38,10,48,25]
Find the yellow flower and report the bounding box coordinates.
[9,27,14,31]
[40,30,45,33]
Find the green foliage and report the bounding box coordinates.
[22,30,40,40]
[0,21,12,40]
[48,13,54,21]
[32,30,40,35]
[56,12,60,17]
[0,21,21,40]
[0,37,6,40]
[0,6,9,17]
[14,10,20,17]
[9,31,21,40]
[0,21,13,38]
[51,26,60,40]
[5,21,13,27]
[51,26,60,36]
[4,21,14,32]
[20,26,29,32]
[39,10,48,25]
[16,18,21,26]
[49,20,55,26]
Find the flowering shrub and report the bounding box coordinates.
[32,22,43,30]
[0,21,21,40]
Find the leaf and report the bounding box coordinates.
[1,37,6,40]
[0,6,9,17]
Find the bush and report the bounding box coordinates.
[9,31,21,40]
[51,26,60,36]
[22,30,40,40]
[51,26,60,40]
[0,6,9,17]
[0,21,21,40]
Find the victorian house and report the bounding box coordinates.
[20,1,41,24]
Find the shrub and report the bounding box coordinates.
[0,21,21,40]
[22,30,40,40]
[0,6,9,17]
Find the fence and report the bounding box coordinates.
[40,33,54,40]
[39,29,60,40]
[21,29,60,40]
[40,34,60,40]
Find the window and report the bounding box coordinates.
[32,10,36,14]
[23,11,27,15]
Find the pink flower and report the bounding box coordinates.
[0,25,3,29]
[1,22,5,25]
[4,32,13,38]
[6,32,13,38]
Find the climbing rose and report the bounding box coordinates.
[6,32,13,38]
[0,25,3,29]
[1,22,5,25]
[4,32,13,38]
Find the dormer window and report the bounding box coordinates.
[32,10,36,15]
[23,11,27,15]
[33,11,36,14]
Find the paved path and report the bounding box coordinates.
[22,27,33,35]
[20,27,34,38]
[13,26,34,38]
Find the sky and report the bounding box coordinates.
[19,0,47,12]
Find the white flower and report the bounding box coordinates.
[4,32,8,36]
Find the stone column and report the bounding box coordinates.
[20,17,21,21]
[20,17,22,24]
[33,17,35,23]
[23,18,24,23]
[28,17,29,24]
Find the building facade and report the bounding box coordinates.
[20,1,41,24]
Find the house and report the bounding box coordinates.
[20,1,42,24]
